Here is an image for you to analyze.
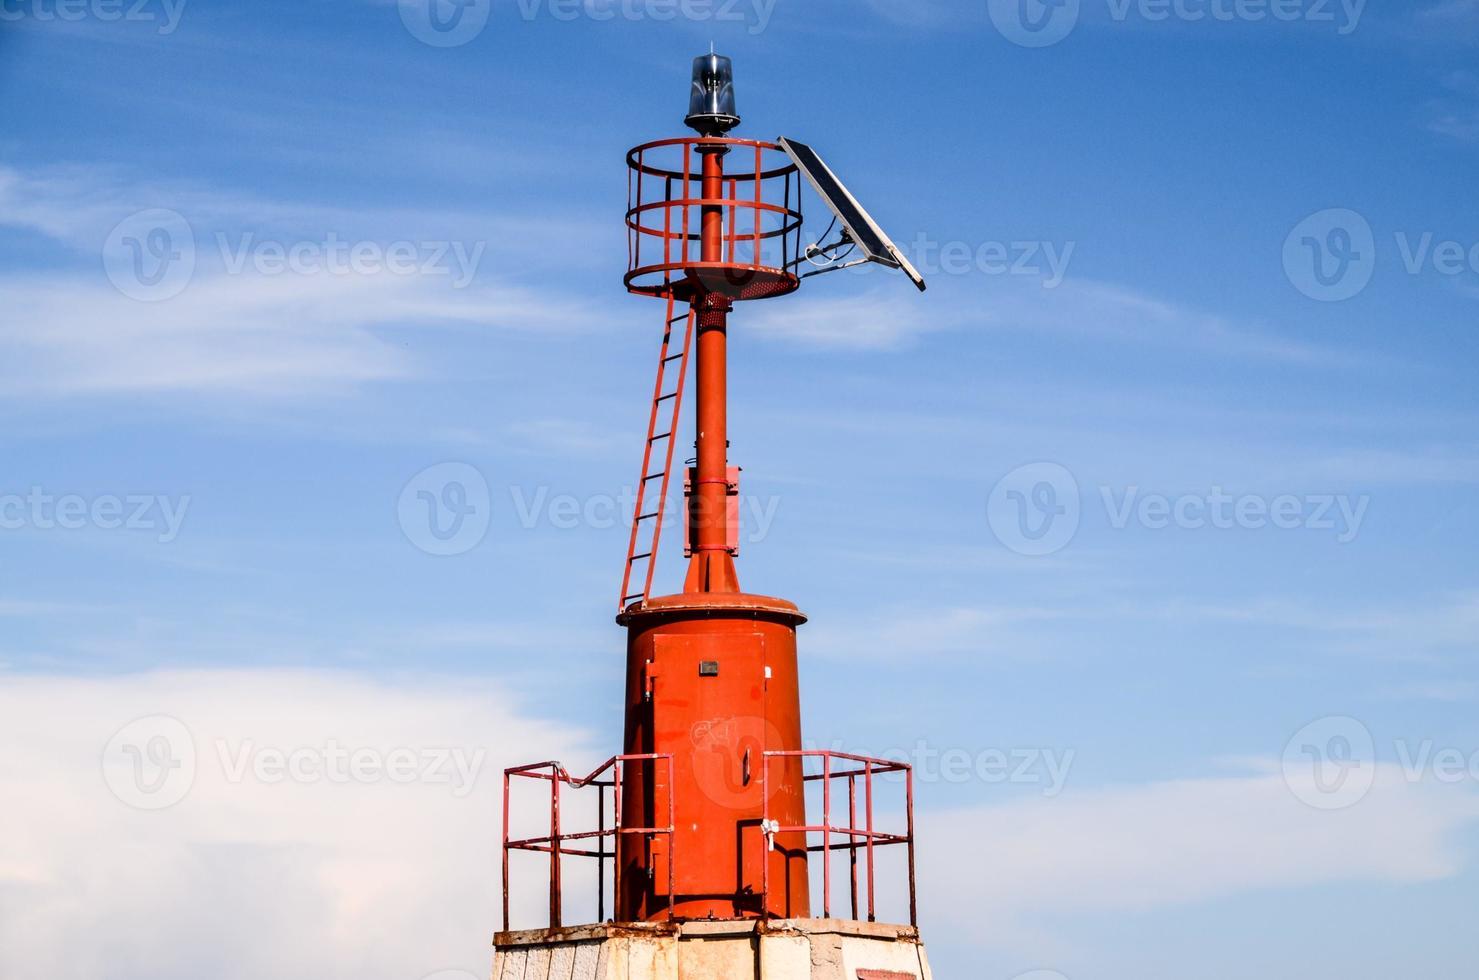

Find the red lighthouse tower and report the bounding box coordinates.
[498,53,934,980]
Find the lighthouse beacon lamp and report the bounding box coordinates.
[495,53,937,980]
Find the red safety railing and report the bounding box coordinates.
[625,136,805,302]
[502,754,675,931]
[760,750,917,926]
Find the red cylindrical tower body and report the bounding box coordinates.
[617,594,810,920]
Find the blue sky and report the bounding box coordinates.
[2,2,1479,979]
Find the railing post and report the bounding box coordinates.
[613,759,624,924]
[822,753,832,919]
[502,769,511,932]
[752,143,762,264]
[681,143,692,266]
[906,764,918,928]
[760,751,771,918]
[550,766,562,928]
[665,754,676,921]
[848,772,859,921]
[597,782,607,924]
[864,761,876,923]
[727,177,738,265]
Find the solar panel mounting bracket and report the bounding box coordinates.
[778,136,927,292]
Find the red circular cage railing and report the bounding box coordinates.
[626,136,804,302]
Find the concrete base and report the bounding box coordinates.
[494,919,934,980]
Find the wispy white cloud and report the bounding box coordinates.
[805,592,1479,663]
[1149,592,1479,659]
[920,763,1479,951]
[746,288,938,351]
[1424,69,1479,142]
[0,270,599,397]
[1379,680,1479,703]
[978,276,1358,364]
[0,164,607,398]
[1415,0,1479,38]
[807,604,1078,660]
[857,0,961,28]
[0,669,593,980]
[746,273,1360,365]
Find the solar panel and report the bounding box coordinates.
[778,137,926,292]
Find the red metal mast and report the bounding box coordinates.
[501,54,925,944]
[685,144,740,594]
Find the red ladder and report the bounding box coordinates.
[619,296,695,610]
